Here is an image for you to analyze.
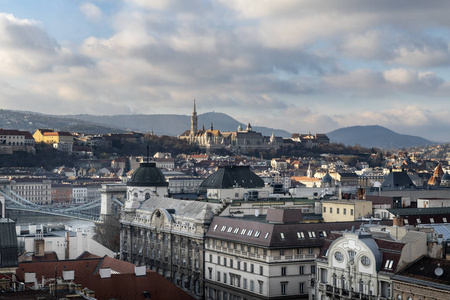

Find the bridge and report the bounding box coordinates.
[0,186,124,222]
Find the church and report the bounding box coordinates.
[179,100,282,152]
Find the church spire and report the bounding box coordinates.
[191,99,198,137]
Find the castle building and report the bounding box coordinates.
[179,101,281,153]
[119,162,224,299]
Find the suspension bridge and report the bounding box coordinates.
[0,186,124,222]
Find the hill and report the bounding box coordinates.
[0,110,126,134]
[62,112,292,137]
[327,125,434,149]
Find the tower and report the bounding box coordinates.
[191,99,198,138]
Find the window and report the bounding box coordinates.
[430,218,435,223]
[227,227,233,233]
[209,268,212,279]
[416,218,421,224]
[348,250,356,261]
[210,254,212,262]
[281,283,287,295]
[361,255,371,266]
[247,230,253,236]
[217,271,221,282]
[255,231,261,237]
[280,249,285,255]
[260,266,263,275]
[224,273,227,283]
[309,248,314,254]
[230,259,233,268]
[213,224,218,231]
[233,228,239,234]
[311,265,316,274]
[297,248,302,254]
[250,280,254,291]
[299,282,305,293]
[280,233,285,239]
[224,258,227,266]
[237,261,241,270]
[244,262,247,271]
[264,233,270,239]
[281,267,286,276]
[259,281,263,294]
[443,217,448,223]
[243,278,247,289]
[241,229,246,235]
[217,256,220,264]
[221,226,227,232]
[334,251,343,262]
[299,266,304,274]
[344,208,347,215]
[329,207,333,213]
[350,209,354,215]
[337,208,340,214]
[323,206,326,213]
[297,232,305,239]
[251,264,254,273]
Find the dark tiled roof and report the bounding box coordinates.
[200,165,265,189]
[393,256,450,287]
[0,219,18,268]
[388,207,450,216]
[382,171,415,188]
[206,216,381,248]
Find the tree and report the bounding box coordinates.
[93,216,121,253]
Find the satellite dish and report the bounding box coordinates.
[435,267,444,277]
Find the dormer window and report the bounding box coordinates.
[280,233,285,239]
[213,225,218,231]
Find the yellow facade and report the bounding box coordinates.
[33,130,73,144]
[322,200,372,222]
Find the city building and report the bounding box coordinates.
[392,256,450,300]
[199,165,272,200]
[321,200,373,222]
[9,177,52,205]
[51,183,73,205]
[315,227,427,300]
[204,209,373,300]
[33,129,73,144]
[118,162,224,299]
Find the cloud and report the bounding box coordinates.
[80,3,103,22]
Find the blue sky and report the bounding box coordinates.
[1,0,450,142]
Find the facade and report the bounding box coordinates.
[321,200,372,222]
[0,129,35,154]
[51,183,73,205]
[33,129,73,144]
[9,177,52,205]
[291,133,330,147]
[168,177,204,194]
[73,184,88,204]
[204,210,370,300]
[119,162,224,299]
[315,228,427,300]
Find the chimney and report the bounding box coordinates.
[135,266,146,277]
[393,216,404,227]
[65,232,70,260]
[99,268,111,278]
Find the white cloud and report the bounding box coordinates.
[80,3,103,22]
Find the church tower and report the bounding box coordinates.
[191,100,198,138]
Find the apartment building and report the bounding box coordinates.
[204,209,365,300]
[9,177,51,205]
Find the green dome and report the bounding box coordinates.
[128,162,168,187]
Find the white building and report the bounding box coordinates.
[315,226,427,300]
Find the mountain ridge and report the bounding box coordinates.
[327,125,434,149]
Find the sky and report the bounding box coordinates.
[1,1,450,142]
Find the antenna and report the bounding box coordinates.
[146,144,150,163]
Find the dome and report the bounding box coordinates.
[321,172,333,183]
[128,162,168,187]
[200,165,264,189]
[442,172,450,181]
